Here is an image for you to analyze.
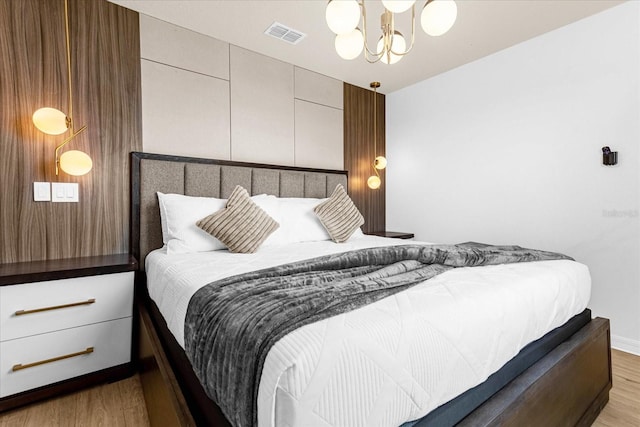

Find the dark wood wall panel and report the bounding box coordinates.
[0,0,142,263]
[344,83,385,234]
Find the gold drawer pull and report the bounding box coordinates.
[12,347,94,372]
[14,298,96,316]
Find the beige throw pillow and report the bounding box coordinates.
[314,184,364,243]
[196,185,279,253]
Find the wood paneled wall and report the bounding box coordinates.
[0,0,142,263]
[344,83,385,233]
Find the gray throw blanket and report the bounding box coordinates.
[184,243,572,427]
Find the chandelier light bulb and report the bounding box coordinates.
[326,0,361,35]
[32,107,69,135]
[381,0,416,14]
[377,31,407,64]
[374,156,387,170]
[335,28,364,60]
[421,0,458,37]
[59,150,93,176]
[367,175,381,189]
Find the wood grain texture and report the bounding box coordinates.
[593,349,640,427]
[0,0,142,264]
[0,253,136,285]
[456,317,611,427]
[138,289,196,427]
[0,374,149,427]
[343,83,385,233]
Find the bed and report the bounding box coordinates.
[130,152,611,427]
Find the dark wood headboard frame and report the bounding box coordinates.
[129,151,348,268]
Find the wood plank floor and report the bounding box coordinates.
[0,375,150,427]
[593,349,640,427]
[0,350,638,426]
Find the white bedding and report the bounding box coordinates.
[145,236,591,427]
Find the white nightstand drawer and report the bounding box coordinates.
[0,317,132,398]
[0,272,133,341]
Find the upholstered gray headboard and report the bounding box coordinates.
[130,152,348,270]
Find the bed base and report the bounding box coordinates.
[455,316,611,427]
[136,287,611,427]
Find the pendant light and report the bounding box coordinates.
[327,0,458,64]
[33,0,92,176]
[367,82,386,190]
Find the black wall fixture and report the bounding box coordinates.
[602,147,618,166]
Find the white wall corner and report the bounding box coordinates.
[611,334,640,356]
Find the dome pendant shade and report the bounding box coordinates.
[326,0,361,34]
[421,0,458,36]
[33,107,69,135]
[59,150,92,176]
[374,156,387,170]
[381,0,416,13]
[367,175,381,189]
[335,29,364,60]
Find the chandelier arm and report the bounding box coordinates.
[401,4,417,54]
[388,5,416,57]
[409,4,416,52]
[360,0,384,59]
[364,44,384,60]
[364,54,384,64]
[389,42,415,56]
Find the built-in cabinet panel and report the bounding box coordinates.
[230,46,295,165]
[140,15,229,80]
[137,16,343,170]
[141,60,231,159]
[295,100,343,170]
[295,68,343,110]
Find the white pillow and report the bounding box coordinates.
[157,192,227,254]
[250,194,287,246]
[258,197,331,245]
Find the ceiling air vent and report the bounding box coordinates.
[264,22,306,45]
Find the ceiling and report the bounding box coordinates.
[110,0,625,94]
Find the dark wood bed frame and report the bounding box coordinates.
[130,152,612,427]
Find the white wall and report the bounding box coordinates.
[139,15,343,170]
[387,2,640,354]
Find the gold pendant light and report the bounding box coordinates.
[367,82,386,190]
[32,0,92,176]
[327,0,458,64]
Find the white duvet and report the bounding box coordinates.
[146,236,591,427]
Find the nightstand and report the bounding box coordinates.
[366,231,415,240]
[0,254,137,412]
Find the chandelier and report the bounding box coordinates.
[326,0,457,64]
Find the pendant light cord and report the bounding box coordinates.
[371,82,380,179]
[64,0,73,132]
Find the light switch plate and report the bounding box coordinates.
[51,183,79,203]
[33,182,51,201]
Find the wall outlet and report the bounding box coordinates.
[51,183,79,203]
[33,182,51,202]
